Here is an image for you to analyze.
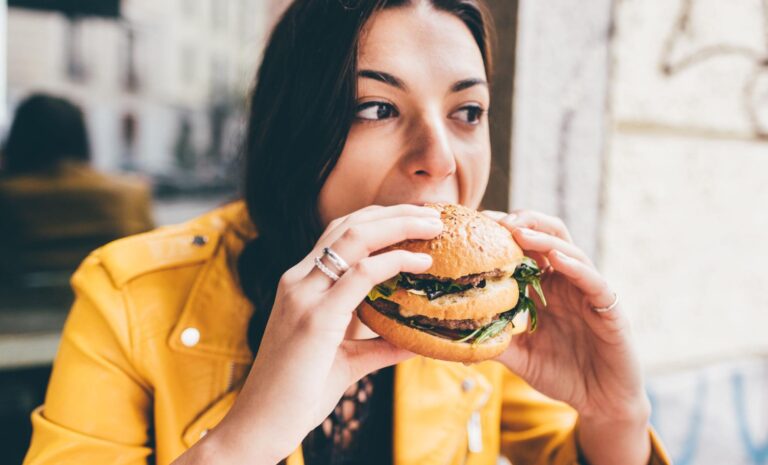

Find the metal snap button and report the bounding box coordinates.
[192,235,208,247]
[181,328,201,347]
[462,378,476,392]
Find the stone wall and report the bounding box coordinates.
[510,0,768,462]
[605,0,768,370]
[510,0,614,261]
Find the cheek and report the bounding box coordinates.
[455,129,492,207]
[317,125,399,224]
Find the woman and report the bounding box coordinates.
[23,1,670,464]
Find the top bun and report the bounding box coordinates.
[382,203,524,279]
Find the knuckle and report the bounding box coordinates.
[512,208,529,217]
[523,216,539,230]
[342,225,365,244]
[280,288,304,312]
[510,210,537,228]
[280,262,307,285]
[278,271,295,288]
[353,258,376,281]
[554,219,571,237]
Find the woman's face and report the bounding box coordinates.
[318,2,491,226]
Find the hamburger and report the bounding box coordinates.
[357,203,546,363]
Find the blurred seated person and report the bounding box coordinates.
[0,93,154,280]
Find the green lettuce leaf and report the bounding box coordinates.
[471,319,512,345]
[366,255,547,342]
[366,275,401,301]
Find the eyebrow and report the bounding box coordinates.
[358,70,407,90]
[450,78,488,93]
[358,69,488,93]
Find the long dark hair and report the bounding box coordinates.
[239,0,495,356]
[2,93,91,174]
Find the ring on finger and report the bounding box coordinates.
[314,257,341,282]
[323,246,350,273]
[592,292,620,313]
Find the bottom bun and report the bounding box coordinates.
[357,300,529,363]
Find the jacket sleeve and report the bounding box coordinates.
[23,253,154,465]
[499,370,672,465]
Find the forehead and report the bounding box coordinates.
[358,4,487,82]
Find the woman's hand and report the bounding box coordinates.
[483,209,652,465]
[181,205,443,465]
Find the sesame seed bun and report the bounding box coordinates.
[379,203,524,278]
[361,203,528,363]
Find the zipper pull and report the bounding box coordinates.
[467,410,483,453]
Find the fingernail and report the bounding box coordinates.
[481,210,504,219]
[517,227,538,237]
[424,217,443,227]
[416,253,433,264]
[505,213,518,222]
[422,207,441,216]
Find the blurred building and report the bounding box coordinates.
[6,0,267,179]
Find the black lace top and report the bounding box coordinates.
[301,366,394,465]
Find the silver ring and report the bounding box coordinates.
[314,257,340,282]
[323,247,350,273]
[593,292,620,313]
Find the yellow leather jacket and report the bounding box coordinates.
[23,202,671,465]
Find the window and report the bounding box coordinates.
[181,0,198,19]
[210,0,229,32]
[64,19,87,82]
[210,55,229,97]
[180,45,197,83]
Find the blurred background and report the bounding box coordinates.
[0,0,765,464]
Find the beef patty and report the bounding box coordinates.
[367,297,500,331]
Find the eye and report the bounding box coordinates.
[356,101,400,121]
[451,105,486,125]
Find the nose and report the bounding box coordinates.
[403,109,456,180]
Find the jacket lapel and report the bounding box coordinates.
[168,244,255,363]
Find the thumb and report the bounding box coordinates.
[341,338,415,382]
[493,336,531,378]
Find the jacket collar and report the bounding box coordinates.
[168,201,256,363]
